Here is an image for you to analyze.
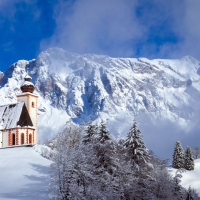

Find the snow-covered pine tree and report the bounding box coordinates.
[147,151,174,198]
[123,121,153,198]
[91,120,119,195]
[192,147,200,159]
[185,146,194,170]
[48,123,200,199]
[186,186,194,200]
[82,120,95,144]
[94,120,116,174]
[172,170,184,200]
[124,120,150,166]
[172,141,185,169]
[98,120,111,143]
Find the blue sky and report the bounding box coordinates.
[0,0,200,72]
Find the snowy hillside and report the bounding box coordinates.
[181,159,200,194]
[0,146,52,200]
[170,159,200,194]
[0,48,200,158]
[0,146,199,200]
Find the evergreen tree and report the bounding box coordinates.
[185,146,194,170]
[186,186,194,200]
[124,120,150,165]
[92,120,118,194]
[82,120,95,144]
[172,141,185,169]
[94,122,99,135]
[94,121,116,174]
[98,120,111,143]
[48,122,200,199]
[191,147,200,159]
[172,170,184,200]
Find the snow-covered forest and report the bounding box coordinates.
[46,121,200,199]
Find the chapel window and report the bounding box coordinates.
[29,134,32,144]
[32,102,35,108]
[12,134,15,145]
[21,133,24,145]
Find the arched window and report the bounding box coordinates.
[21,133,24,145]
[29,134,32,144]
[32,102,35,108]
[12,134,15,145]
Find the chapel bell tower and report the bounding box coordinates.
[17,74,38,144]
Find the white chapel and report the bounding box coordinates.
[0,75,38,147]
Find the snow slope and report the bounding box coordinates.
[0,146,199,199]
[0,146,52,200]
[170,159,200,194]
[181,159,200,194]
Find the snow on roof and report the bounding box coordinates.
[17,92,38,97]
[22,81,34,86]
[0,102,24,129]
[25,74,32,79]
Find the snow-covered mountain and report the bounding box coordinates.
[0,48,200,157]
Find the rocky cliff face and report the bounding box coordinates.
[0,48,200,143]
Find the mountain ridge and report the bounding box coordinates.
[0,48,200,158]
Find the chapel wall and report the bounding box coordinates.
[2,130,9,147]
[17,128,35,145]
[2,128,35,147]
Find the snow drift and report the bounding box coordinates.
[0,146,52,200]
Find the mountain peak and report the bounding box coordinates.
[0,48,200,145]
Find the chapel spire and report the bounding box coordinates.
[20,74,35,93]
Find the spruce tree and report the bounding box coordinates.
[95,120,117,172]
[82,120,95,144]
[172,171,184,200]
[185,146,194,170]
[172,141,185,169]
[192,147,200,159]
[124,120,150,165]
[92,120,118,194]
[98,120,111,143]
[186,186,194,200]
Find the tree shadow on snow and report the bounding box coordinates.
[0,163,50,200]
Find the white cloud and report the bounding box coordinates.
[42,0,200,60]
[135,0,200,60]
[41,0,146,57]
[1,0,200,60]
[173,0,200,59]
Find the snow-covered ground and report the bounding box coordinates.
[0,146,52,200]
[0,145,199,199]
[170,159,200,194]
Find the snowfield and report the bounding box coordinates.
[0,146,199,199]
[170,159,200,194]
[0,146,52,200]
[181,159,200,194]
